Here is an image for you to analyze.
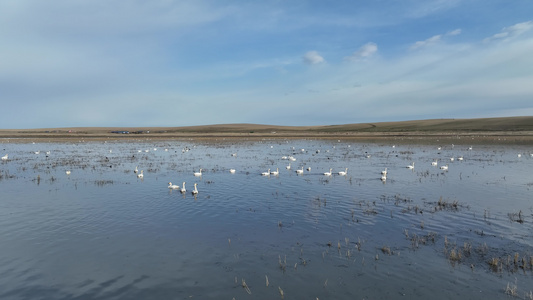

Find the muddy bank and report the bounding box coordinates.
[1,130,533,145]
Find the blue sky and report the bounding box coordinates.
[1,0,532,128]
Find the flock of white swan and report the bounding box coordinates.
[128,152,202,195]
[239,144,470,185]
[2,143,531,197]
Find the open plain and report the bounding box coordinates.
[1,116,533,143]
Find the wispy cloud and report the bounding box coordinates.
[446,29,461,36]
[405,0,461,18]
[483,20,533,42]
[410,29,462,50]
[410,35,442,50]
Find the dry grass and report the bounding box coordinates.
[505,280,518,297]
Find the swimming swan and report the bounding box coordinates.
[194,169,203,176]
[180,182,186,193]
[192,183,198,195]
[168,182,179,189]
[137,170,144,178]
[1,154,7,160]
[338,168,348,176]
[323,168,332,176]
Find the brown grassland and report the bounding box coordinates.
[1,116,533,143]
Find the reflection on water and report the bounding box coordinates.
[0,139,532,299]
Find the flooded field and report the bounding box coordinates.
[0,138,532,299]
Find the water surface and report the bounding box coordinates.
[1,139,532,299]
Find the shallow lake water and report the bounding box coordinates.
[0,138,532,299]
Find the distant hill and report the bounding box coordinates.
[1,116,532,139]
[312,116,533,133]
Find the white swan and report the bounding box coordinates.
[323,168,332,176]
[192,183,198,195]
[66,170,71,175]
[296,167,304,174]
[381,168,388,176]
[134,166,138,173]
[307,167,311,171]
[194,169,202,176]
[381,174,387,181]
[431,159,438,166]
[286,163,291,170]
[1,154,7,161]
[229,169,236,174]
[262,169,271,176]
[407,162,415,169]
[168,182,179,189]
[34,151,40,155]
[137,170,144,178]
[450,157,455,161]
[440,164,449,171]
[180,182,186,193]
[457,156,464,161]
[270,168,279,176]
[338,168,348,176]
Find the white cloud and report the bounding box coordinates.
[303,51,325,65]
[484,20,533,42]
[345,42,377,61]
